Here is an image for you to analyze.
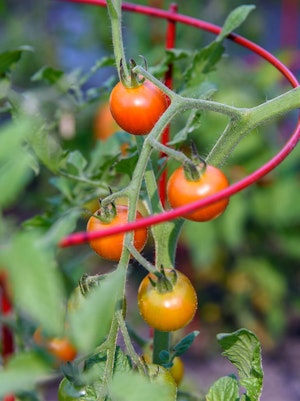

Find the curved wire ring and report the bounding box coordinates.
[60,0,300,247]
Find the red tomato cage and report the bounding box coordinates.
[59,0,300,248]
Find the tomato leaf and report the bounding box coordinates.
[0,231,66,336]
[0,119,35,208]
[172,331,200,356]
[0,46,33,76]
[31,66,64,84]
[217,5,256,42]
[109,370,176,401]
[206,375,239,401]
[0,352,50,397]
[217,328,263,400]
[67,269,123,353]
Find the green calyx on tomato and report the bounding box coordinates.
[149,266,177,294]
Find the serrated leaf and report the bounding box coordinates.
[0,231,66,336]
[217,5,256,42]
[0,352,50,397]
[68,269,123,353]
[217,328,263,401]
[31,66,64,84]
[206,375,239,401]
[0,46,33,76]
[173,331,200,356]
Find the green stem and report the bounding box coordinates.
[106,0,130,82]
[117,310,145,373]
[126,243,157,273]
[153,330,170,365]
[207,86,300,166]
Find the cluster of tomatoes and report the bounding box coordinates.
[46,75,230,398]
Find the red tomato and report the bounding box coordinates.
[167,164,229,222]
[137,269,197,332]
[86,205,148,261]
[109,79,168,135]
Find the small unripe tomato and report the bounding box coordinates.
[33,328,77,363]
[86,204,148,261]
[167,164,229,222]
[138,269,198,332]
[109,79,168,135]
[147,364,177,400]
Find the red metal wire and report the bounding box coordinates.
[59,0,300,248]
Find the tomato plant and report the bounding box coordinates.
[109,79,168,135]
[1,2,300,401]
[167,163,230,222]
[86,204,148,261]
[137,269,198,332]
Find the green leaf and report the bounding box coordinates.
[217,5,256,42]
[173,331,200,356]
[206,375,239,401]
[31,66,64,84]
[0,352,50,397]
[217,328,263,401]
[28,125,63,172]
[109,369,176,401]
[0,46,33,76]
[115,152,139,177]
[68,269,123,353]
[65,150,88,174]
[0,119,35,208]
[184,42,225,86]
[0,231,66,336]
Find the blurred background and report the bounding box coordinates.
[1,0,300,388]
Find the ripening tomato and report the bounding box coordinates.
[86,205,148,261]
[93,102,122,141]
[33,328,77,363]
[167,164,229,222]
[137,269,197,332]
[109,79,168,135]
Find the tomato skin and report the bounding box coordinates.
[169,357,184,385]
[167,164,229,222]
[109,79,168,135]
[137,269,197,332]
[86,205,148,261]
[93,102,121,141]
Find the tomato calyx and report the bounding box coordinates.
[150,267,177,294]
[120,57,146,89]
[92,199,117,224]
[183,144,207,182]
